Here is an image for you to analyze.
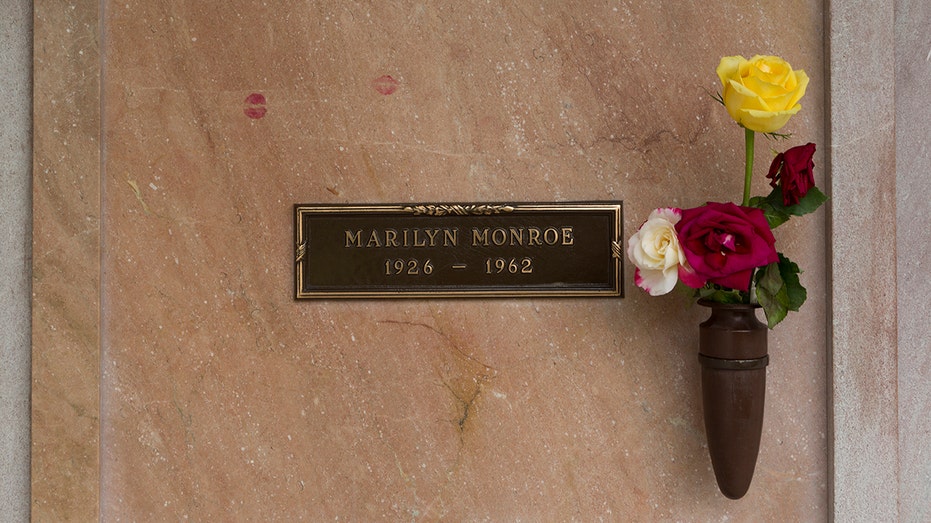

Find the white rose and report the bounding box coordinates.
[627,208,689,296]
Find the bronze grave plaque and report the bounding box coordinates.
[294,202,623,298]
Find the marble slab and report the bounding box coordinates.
[34,1,829,519]
[32,0,101,521]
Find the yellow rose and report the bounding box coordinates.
[717,55,809,133]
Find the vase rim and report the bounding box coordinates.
[697,298,762,310]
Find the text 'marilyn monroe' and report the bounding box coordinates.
[344,226,575,248]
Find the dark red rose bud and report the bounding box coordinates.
[767,142,816,206]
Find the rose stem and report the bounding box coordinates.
[743,127,755,206]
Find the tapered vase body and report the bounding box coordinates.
[698,300,769,500]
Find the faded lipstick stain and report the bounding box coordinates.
[372,75,399,95]
[243,93,267,119]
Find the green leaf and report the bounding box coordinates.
[777,254,807,312]
[755,262,789,328]
[753,254,809,329]
[749,194,791,228]
[747,195,767,208]
[784,186,828,217]
[751,185,827,228]
[697,285,746,304]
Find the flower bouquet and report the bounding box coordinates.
[627,55,827,499]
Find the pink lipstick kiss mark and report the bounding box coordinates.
[243,93,267,119]
[373,75,399,95]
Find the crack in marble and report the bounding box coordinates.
[375,319,497,373]
[375,317,498,518]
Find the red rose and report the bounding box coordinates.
[675,202,778,291]
[767,142,816,206]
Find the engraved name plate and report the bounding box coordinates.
[294,202,623,298]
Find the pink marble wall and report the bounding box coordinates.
[895,0,931,519]
[32,1,101,520]
[34,1,828,519]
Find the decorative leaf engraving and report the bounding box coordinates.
[403,204,516,216]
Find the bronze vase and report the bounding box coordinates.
[697,299,769,499]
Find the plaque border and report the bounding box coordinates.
[294,201,623,299]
